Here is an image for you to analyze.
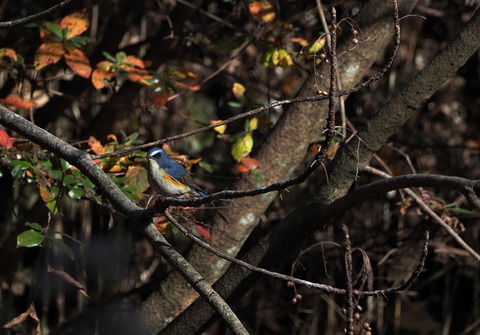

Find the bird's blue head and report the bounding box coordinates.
[147,147,165,160]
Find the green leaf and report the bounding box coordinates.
[68,36,89,47]
[68,187,84,200]
[102,51,116,62]
[448,207,476,216]
[231,133,253,161]
[62,174,78,187]
[228,101,243,109]
[44,22,63,38]
[199,161,213,173]
[115,51,127,62]
[25,222,43,231]
[17,229,44,248]
[48,237,74,260]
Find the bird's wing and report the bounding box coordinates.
[166,165,205,196]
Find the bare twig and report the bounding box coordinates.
[365,166,480,262]
[343,224,355,335]
[163,210,346,294]
[0,0,80,28]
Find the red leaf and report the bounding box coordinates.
[0,96,37,109]
[0,129,13,149]
[194,225,213,240]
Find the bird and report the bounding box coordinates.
[146,147,205,197]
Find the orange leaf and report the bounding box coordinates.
[64,48,92,78]
[210,120,227,134]
[60,11,89,38]
[34,42,64,70]
[291,37,309,47]
[174,81,200,91]
[237,157,260,173]
[91,61,114,88]
[0,96,37,109]
[88,136,105,155]
[248,1,275,23]
[91,69,114,89]
[0,129,13,149]
[123,55,145,69]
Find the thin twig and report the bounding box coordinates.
[343,224,355,335]
[0,0,80,28]
[365,166,480,261]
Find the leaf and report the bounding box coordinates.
[64,48,92,78]
[249,0,276,23]
[0,96,37,109]
[231,133,253,161]
[124,166,149,198]
[91,61,115,89]
[25,222,43,231]
[60,11,89,38]
[88,136,105,155]
[34,42,64,70]
[68,187,84,200]
[448,207,476,216]
[151,90,169,107]
[0,48,18,65]
[0,129,13,149]
[42,22,64,39]
[48,265,89,298]
[272,48,293,68]
[232,82,246,103]
[17,229,44,248]
[236,157,260,173]
[38,185,59,214]
[173,81,201,91]
[2,303,40,334]
[309,38,326,53]
[290,37,309,47]
[210,120,227,134]
[249,117,258,131]
[48,237,74,260]
[194,225,213,239]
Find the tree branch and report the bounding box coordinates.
[0,0,81,28]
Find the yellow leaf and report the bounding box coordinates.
[34,43,64,70]
[272,49,293,68]
[231,134,253,161]
[309,38,326,53]
[249,117,258,131]
[0,48,18,65]
[232,82,246,102]
[60,11,89,38]
[210,120,227,134]
[64,48,92,78]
